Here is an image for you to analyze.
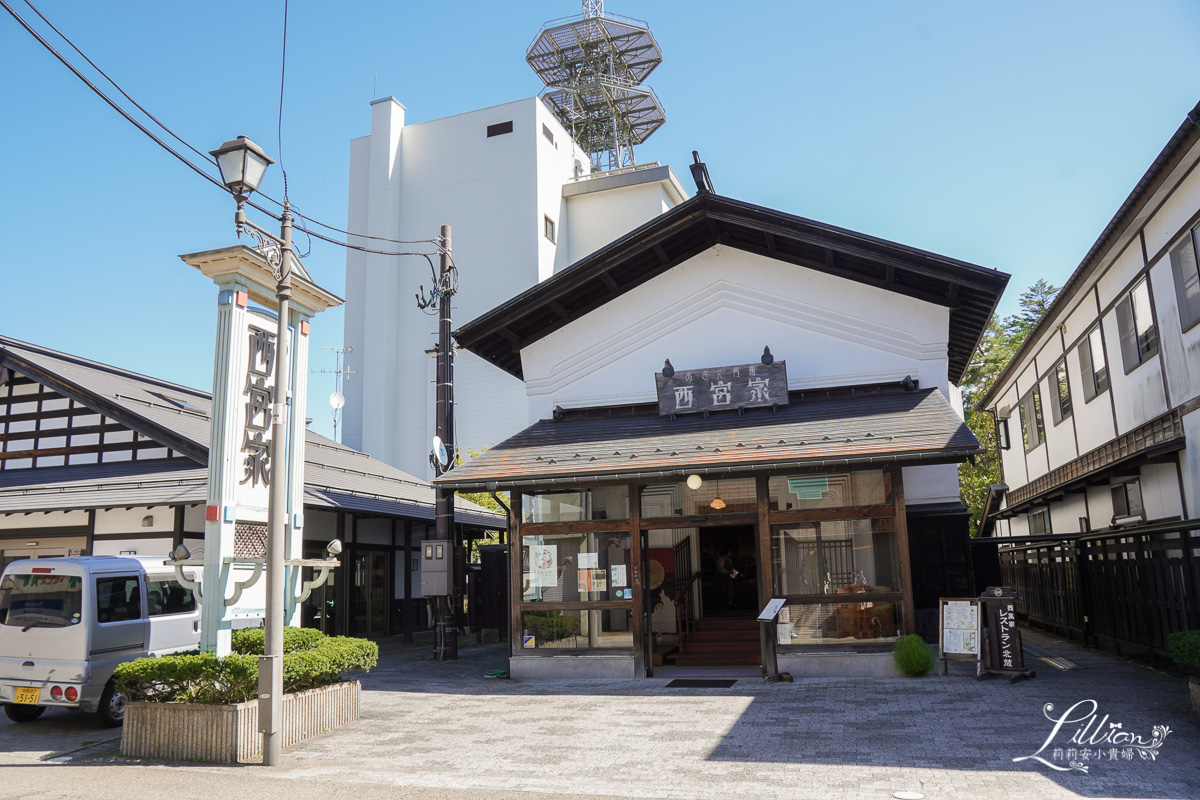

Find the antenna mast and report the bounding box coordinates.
[527,1,665,172]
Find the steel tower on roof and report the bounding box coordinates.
[526,1,665,172]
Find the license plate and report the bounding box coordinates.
[13,687,40,705]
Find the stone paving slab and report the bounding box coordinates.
[1,627,1197,800]
[271,629,1199,800]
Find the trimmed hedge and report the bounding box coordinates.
[113,628,378,704]
[893,634,935,677]
[1168,630,1200,672]
[524,610,580,643]
[231,626,326,655]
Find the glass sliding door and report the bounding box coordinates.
[350,549,389,638]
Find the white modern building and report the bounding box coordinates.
[978,100,1200,655]
[342,96,687,478]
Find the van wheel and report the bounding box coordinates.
[4,703,46,723]
[97,682,126,727]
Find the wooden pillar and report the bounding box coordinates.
[403,519,414,643]
[755,474,773,605]
[509,492,523,659]
[629,482,645,677]
[335,513,347,636]
[893,468,916,635]
[172,506,185,550]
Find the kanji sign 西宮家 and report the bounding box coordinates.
[655,360,788,416]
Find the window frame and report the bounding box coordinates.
[95,575,142,624]
[1115,277,1158,374]
[1028,508,1051,535]
[1169,223,1200,332]
[1077,325,1109,403]
[486,120,513,138]
[543,215,556,244]
[1110,479,1145,524]
[1018,386,1045,452]
[1050,359,1072,425]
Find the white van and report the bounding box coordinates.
[0,556,200,726]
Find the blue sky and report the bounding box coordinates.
[3,0,1198,441]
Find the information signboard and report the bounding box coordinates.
[938,597,982,676]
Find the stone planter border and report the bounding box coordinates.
[1190,675,1200,716]
[121,679,360,764]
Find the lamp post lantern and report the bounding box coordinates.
[210,135,292,767]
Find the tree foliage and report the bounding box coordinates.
[958,279,1058,535]
[453,445,509,562]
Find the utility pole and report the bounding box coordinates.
[418,225,458,661]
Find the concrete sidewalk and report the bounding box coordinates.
[2,628,1198,800]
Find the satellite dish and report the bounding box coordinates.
[329,392,345,410]
[432,435,449,467]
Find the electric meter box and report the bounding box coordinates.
[420,539,452,596]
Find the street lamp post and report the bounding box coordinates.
[210,135,290,767]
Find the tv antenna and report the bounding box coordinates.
[312,346,356,443]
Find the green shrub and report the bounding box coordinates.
[113,652,258,704]
[114,628,378,704]
[893,634,935,677]
[524,611,580,643]
[1168,630,1200,672]
[231,626,325,655]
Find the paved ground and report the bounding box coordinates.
[0,628,1197,800]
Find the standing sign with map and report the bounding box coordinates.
[938,597,982,676]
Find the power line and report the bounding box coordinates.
[7,0,449,253]
[19,0,217,172]
[2,0,228,193]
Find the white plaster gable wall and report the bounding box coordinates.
[520,245,962,503]
[521,246,950,414]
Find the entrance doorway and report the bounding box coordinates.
[698,525,758,617]
[350,549,389,638]
[665,524,762,670]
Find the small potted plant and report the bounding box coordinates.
[893,633,935,677]
[1167,630,1200,715]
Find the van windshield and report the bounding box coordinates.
[0,574,83,628]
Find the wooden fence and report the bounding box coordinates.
[998,520,1200,656]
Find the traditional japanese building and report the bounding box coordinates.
[977,100,1200,657]
[435,188,1009,678]
[0,335,503,639]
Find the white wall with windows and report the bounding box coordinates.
[985,109,1200,537]
[342,96,687,479]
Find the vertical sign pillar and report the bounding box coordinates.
[183,246,342,660]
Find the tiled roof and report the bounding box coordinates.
[434,387,979,490]
[0,336,502,526]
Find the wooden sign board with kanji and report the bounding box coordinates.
[655,361,788,417]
